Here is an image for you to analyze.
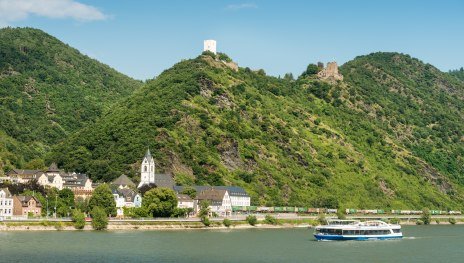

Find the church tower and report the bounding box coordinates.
[139,148,155,188]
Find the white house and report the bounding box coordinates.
[203,39,217,54]
[176,194,194,209]
[196,189,232,217]
[0,188,13,218]
[112,188,142,217]
[173,186,250,208]
[37,173,63,190]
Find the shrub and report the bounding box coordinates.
[389,218,400,224]
[54,221,64,231]
[336,209,346,220]
[218,52,232,62]
[201,50,216,58]
[246,215,258,226]
[72,209,86,230]
[201,216,211,227]
[305,64,320,75]
[421,208,431,225]
[317,214,327,225]
[91,206,108,230]
[264,215,278,225]
[416,219,424,225]
[449,218,456,225]
[223,218,232,227]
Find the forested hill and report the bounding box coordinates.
[50,51,464,210]
[0,27,142,171]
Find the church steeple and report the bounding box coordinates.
[145,148,152,159]
[139,148,155,188]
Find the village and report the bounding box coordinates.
[0,149,251,220]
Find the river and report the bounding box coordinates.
[0,225,463,262]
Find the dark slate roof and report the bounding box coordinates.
[47,175,56,183]
[112,174,136,187]
[173,186,249,197]
[7,169,42,176]
[61,173,89,187]
[154,173,174,188]
[0,188,11,197]
[113,188,139,202]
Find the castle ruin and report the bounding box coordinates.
[317,62,343,81]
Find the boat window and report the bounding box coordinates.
[393,229,401,233]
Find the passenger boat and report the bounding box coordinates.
[314,220,402,241]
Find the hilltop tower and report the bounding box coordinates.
[203,39,217,54]
[139,148,155,187]
[317,62,343,81]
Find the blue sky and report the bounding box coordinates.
[2,0,463,80]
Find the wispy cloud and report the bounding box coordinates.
[0,0,107,26]
[226,3,258,11]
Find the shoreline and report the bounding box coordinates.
[1,220,462,231]
[0,222,313,231]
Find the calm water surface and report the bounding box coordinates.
[1,226,463,262]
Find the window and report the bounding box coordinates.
[144,166,147,172]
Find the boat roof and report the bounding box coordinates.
[318,220,398,229]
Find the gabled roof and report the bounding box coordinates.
[0,188,11,197]
[47,162,61,172]
[112,174,135,187]
[196,189,228,206]
[14,195,42,207]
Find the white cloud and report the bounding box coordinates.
[226,3,258,11]
[0,0,107,26]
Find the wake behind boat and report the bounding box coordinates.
[314,220,402,241]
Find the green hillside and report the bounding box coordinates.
[449,67,464,81]
[50,52,464,210]
[0,27,142,171]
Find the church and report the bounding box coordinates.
[138,149,174,189]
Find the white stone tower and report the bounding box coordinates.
[203,40,217,54]
[139,148,155,188]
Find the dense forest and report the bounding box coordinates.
[0,28,142,172]
[1,28,464,210]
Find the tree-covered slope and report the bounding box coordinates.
[340,53,464,184]
[51,52,464,210]
[449,67,464,82]
[0,27,142,171]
